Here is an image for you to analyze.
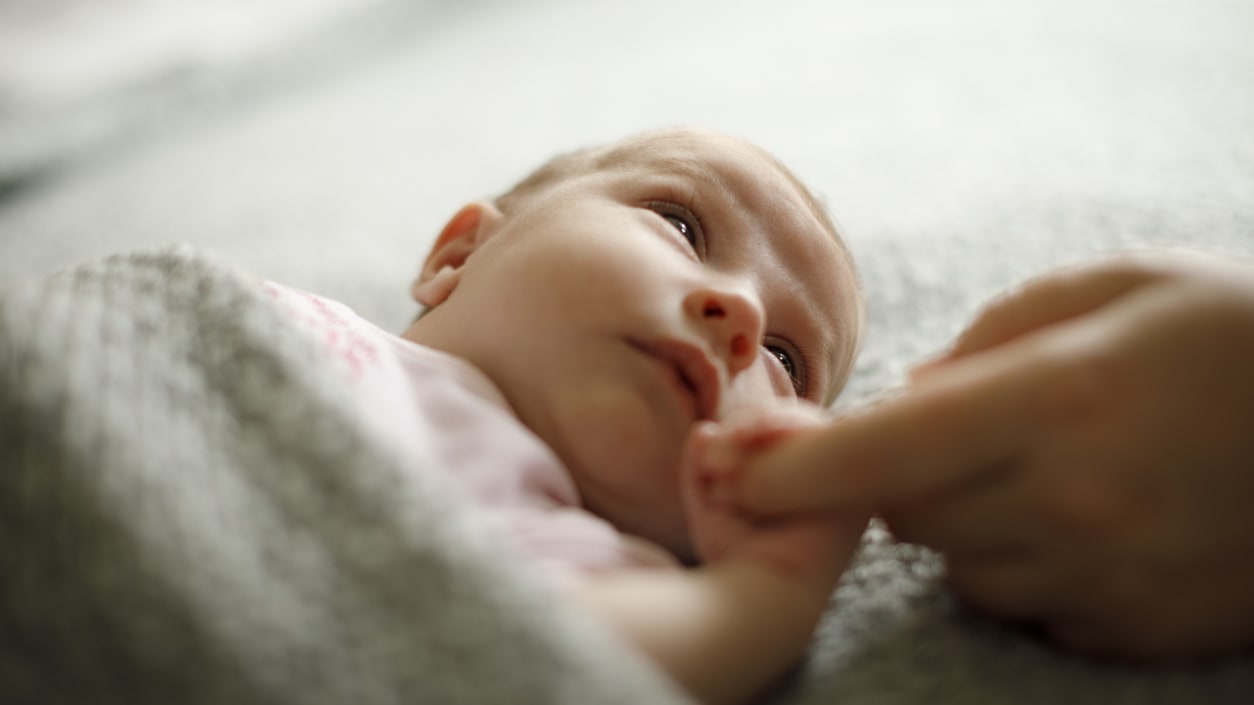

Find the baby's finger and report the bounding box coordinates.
[724,405,828,453]
[682,422,741,486]
[752,510,870,581]
[689,403,828,481]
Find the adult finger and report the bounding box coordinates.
[914,256,1162,375]
[944,551,1064,621]
[737,332,1079,514]
[880,459,1041,557]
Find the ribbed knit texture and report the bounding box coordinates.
[0,248,686,705]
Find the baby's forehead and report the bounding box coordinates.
[597,130,781,186]
[598,131,836,241]
[601,132,845,258]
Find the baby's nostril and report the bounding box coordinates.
[730,334,750,357]
[703,300,726,319]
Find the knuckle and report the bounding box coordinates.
[974,288,1019,325]
[1041,471,1125,539]
[1092,249,1177,282]
[1031,349,1146,539]
[958,290,1022,345]
[1033,341,1119,426]
[1035,456,1134,542]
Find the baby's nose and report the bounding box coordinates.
[684,284,765,379]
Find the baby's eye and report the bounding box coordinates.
[645,201,703,255]
[765,343,807,397]
[662,213,697,247]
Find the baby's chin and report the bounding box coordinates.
[629,513,696,565]
[632,527,696,566]
[585,495,694,564]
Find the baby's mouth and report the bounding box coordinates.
[630,338,721,422]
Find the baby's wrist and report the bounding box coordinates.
[712,551,840,617]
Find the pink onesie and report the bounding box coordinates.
[264,283,680,584]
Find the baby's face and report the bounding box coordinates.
[414,129,861,559]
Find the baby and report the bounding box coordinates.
[269,127,866,705]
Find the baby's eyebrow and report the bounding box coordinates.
[649,156,717,184]
[619,151,734,205]
[659,159,750,227]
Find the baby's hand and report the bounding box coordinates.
[681,404,868,587]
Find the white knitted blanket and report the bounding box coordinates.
[4,248,1253,705]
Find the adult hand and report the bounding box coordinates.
[731,250,1254,660]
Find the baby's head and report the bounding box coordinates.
[404,127,862,560]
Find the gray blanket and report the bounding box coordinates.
[0,248,684,705]
[4,250,1253,704]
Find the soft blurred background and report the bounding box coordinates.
[4,4,1254,701]
[2,0,1252,402]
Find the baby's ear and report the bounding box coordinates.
[412,201,503,306]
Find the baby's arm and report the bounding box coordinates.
[574,409,868,705]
